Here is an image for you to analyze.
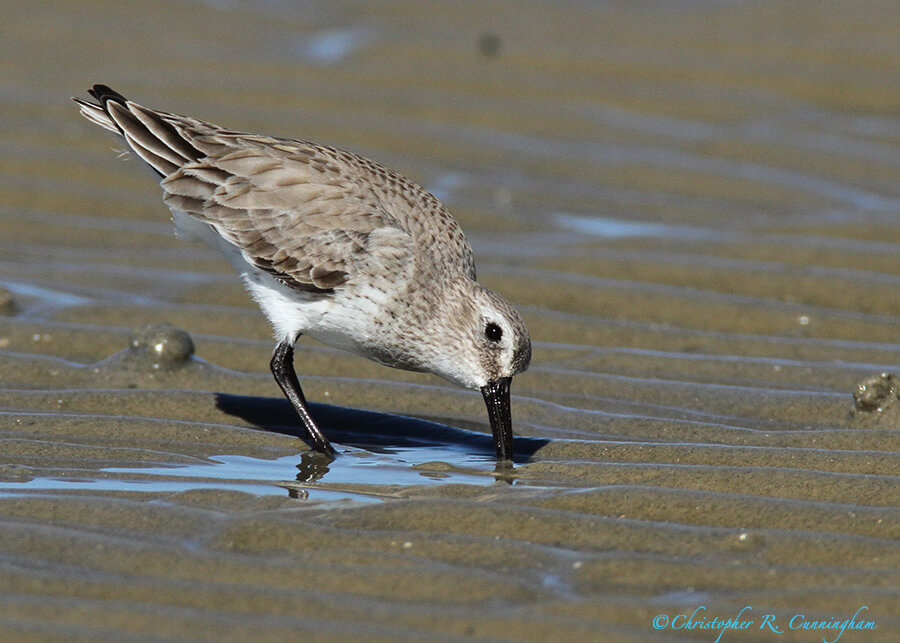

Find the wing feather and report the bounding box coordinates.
[73,84,473,292]
[161,153,407,292]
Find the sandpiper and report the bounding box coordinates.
[74,85,531,461]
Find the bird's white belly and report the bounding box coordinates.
[174,208,391,357]
[243,273,369,346]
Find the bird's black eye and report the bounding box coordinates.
[485,322,503,342]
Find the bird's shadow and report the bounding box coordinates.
[214,392,548,464]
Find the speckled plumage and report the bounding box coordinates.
[74,84,531,460]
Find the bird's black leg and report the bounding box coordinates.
[270,337,336,458]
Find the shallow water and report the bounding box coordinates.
[2,0,899,640]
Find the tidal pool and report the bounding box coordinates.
[0,0,898,640]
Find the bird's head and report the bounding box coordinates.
[425,281,531,461]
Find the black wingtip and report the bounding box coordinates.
[88,84,128,106]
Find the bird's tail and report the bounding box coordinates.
[72,85,127,136]
[72,84,202,177]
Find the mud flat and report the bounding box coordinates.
[1,0,898,640]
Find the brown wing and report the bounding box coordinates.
[75,85,412,292]
[161,144,409,292]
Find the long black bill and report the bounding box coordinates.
[480,376,514,462]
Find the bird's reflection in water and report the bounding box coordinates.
[217,393,548,500]
[280,444,529,500]
[295,450,332,483]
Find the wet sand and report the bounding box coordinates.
[1,0,898,640]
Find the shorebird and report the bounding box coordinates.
[74,85,531,461]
